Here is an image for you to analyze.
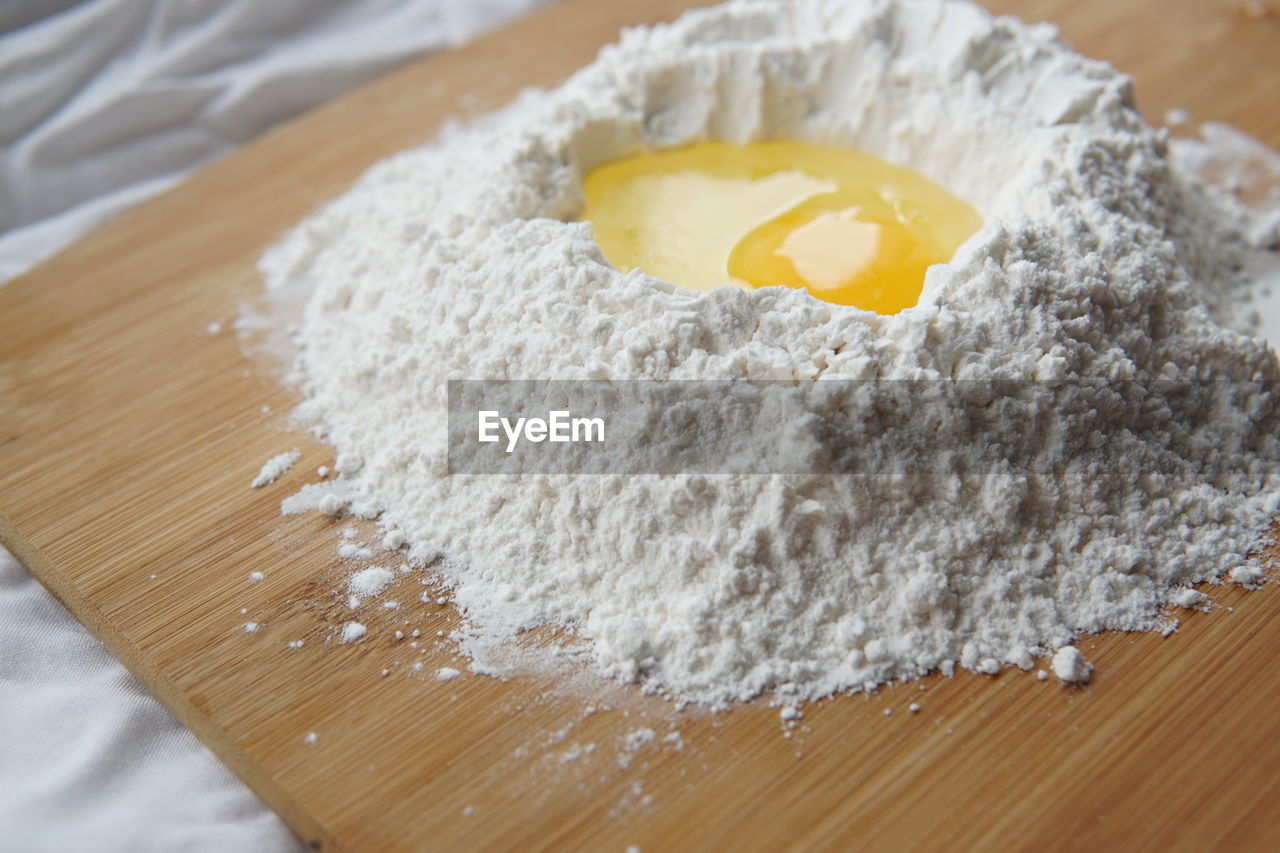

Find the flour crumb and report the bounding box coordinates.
[318,494,346,517]
[348,567,394,597]
[251,450,300,488]
[909,703,922,713]
[288,640,305,649]
[242,622,260,634]
[303,732,317,746]
[1036,670,1049,681]
[623,728,656,750]
[338,541,374,560]
[1165,108,1191,127]
[1051,646,1093,685]
[436,667,461,681]
[340,622,367,643]
[248,571,265,583]
[559,742,597,763]
[617,728,657,767]
[1171,588,1210,610]
[1229,564,1267,587]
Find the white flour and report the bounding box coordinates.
[261,0,1280,706]
[1050,645,1092,684]
[348,567,395,598]
[250,449,299,488]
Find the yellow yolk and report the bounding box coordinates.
[581,141,981,314]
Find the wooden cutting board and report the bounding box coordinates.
[2,1,1279,850]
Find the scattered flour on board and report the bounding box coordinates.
[558,742,597,763]
[623,728,656,751]
[259,0,1280,707]
[338,541,375,560]
[348,567,395,597]
[1170,588,1210,610]
[251,449,299,488]
[1051,646,1093,684]
[1229,564,1268,588]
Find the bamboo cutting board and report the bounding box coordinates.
[2,1,1280,850]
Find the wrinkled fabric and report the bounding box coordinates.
[0,550,305,852]
[0,0,545,279]
[0,0,545,849]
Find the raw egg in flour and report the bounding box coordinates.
[581,141,981,314]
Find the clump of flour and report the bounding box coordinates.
[261,0,1280,706]
[251,449,299,488]
[348,567,394,598]
[1051,646,1092,685]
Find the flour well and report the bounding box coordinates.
[262,0,1280,706]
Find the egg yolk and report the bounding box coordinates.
[581,141,981,314]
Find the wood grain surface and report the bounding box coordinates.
[2,1,1280,850]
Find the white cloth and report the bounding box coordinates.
[0,553,302,852]
[0,0,546,279]
[0,1,544,848]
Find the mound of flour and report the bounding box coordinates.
[262,0,1280,705]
